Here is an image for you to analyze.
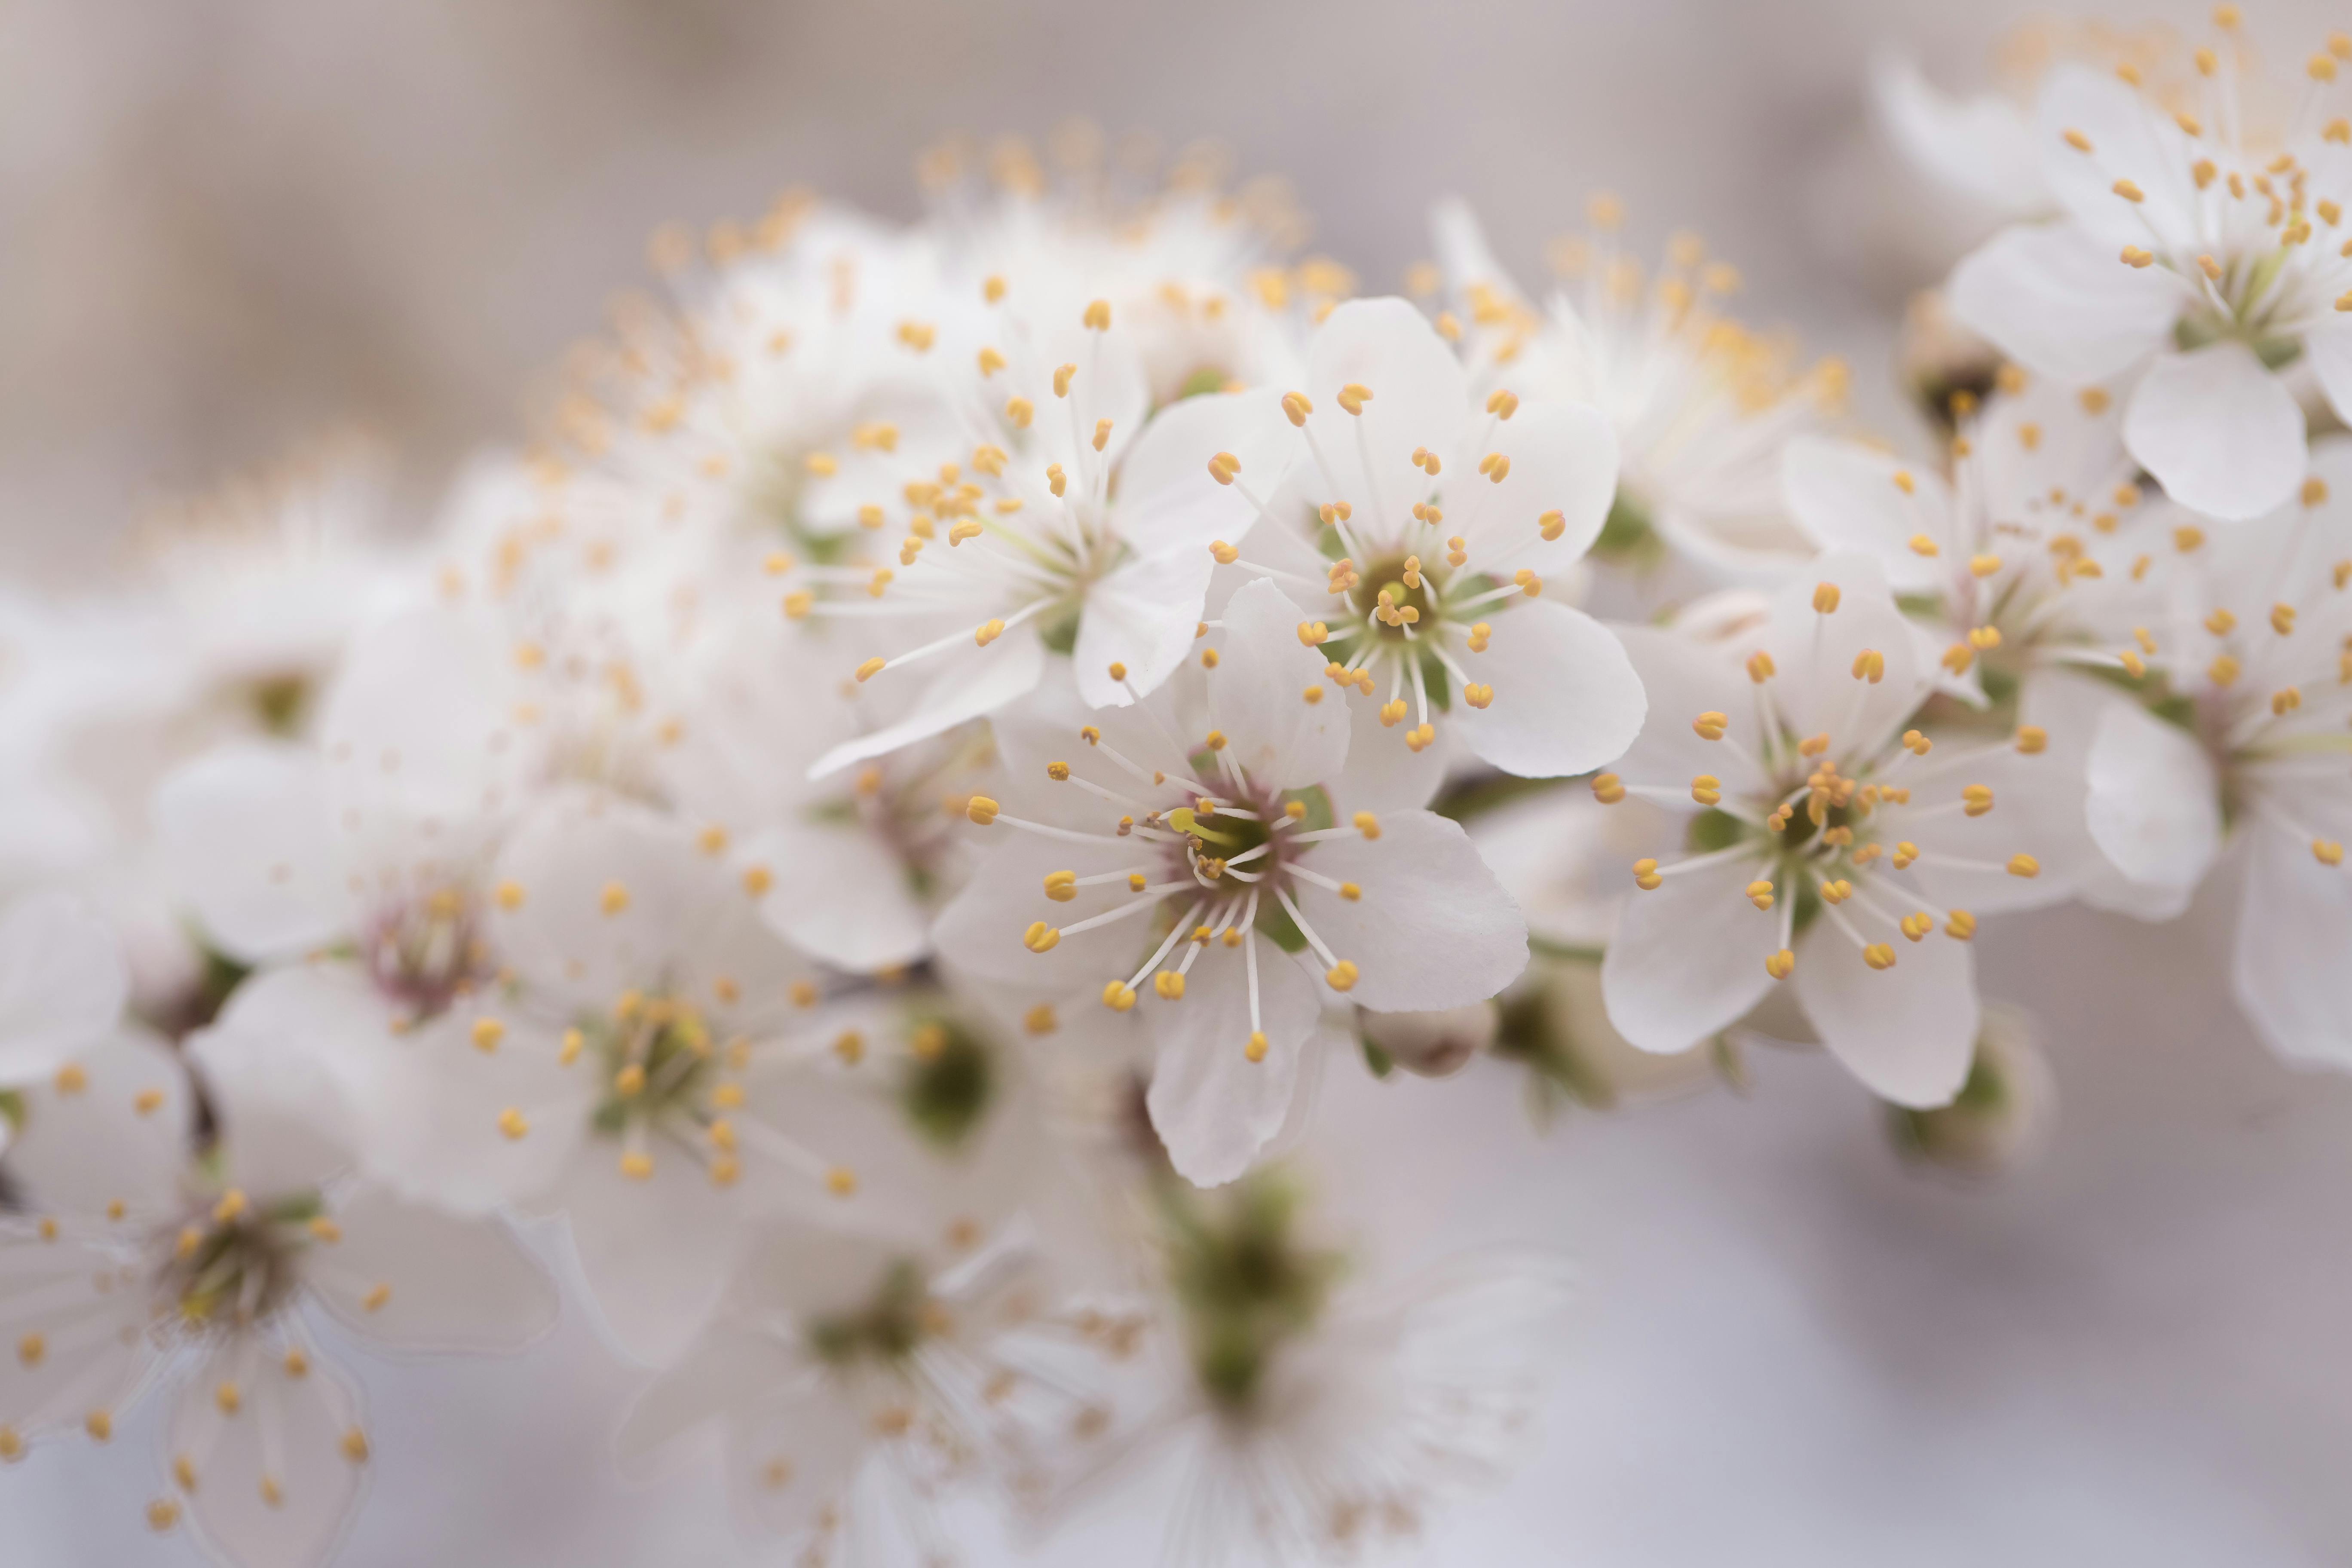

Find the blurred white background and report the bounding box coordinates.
[5,0,2351,1562]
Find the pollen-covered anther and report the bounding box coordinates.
[1819,878,1854,905]
[1463,683,1494,709]
[1092,418,1113,452]
[1746,880,1775,911]
[497,1108,528,1141]
[1900,912,1934,942]
[1692,710,1728,741]
[1632,858,1663,891]
[1812,582,1841,614]
[1765,949,1795,980]
[1043,870,1078,903]
[1101,981,1137,1012]
[1467,621,1491,652]
[1513,568,1542,597]
[965,796,1000,826]
[1592,772,1626,804]
[826,1166,858,1196]
[1352,811,1381,840]
[1053,364,1077,398]
[2315,839,2346,866]
[1851,649,1885,683]
[1207,450,1242,486]
[1908,534,1939,557]
[1324,960,1359,992]
[2121,246,2155,267]
[2006,854,2040,879]
[2272,686,2303,716]
[1244,1031,1269,1063]
[2210,654,2242,686]
[1336,382,1373,415]
[1862,943,1897,971]
[1963,784,1994,818]
[1153,972,1185,1001]
[1378,699,1407,727]
[2015,726,2048,755]
[1968,625,2002,651]
[1083,297,1112,330]
[1969,553,2003,578]
[1690,774,1722,806]
[1297,620,1329,646]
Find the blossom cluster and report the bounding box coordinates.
[5,16,2351,1558]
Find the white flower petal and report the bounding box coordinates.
[1145,940,1319,1186]
[170,1338,365,1568]
[808,628,1045,781]
[0,1233,153,1436]
[7,1028,189,1221]
[1948,221,2175,383]
[1115,387,1297,555]
[1870,54,2046,214]
[153,741,347,963]
[1452,400,1618,573]
[185,965,377,1194]
[1756,553,1928,752]
[1601,849,1778,1053]
[2033,65,2199,245]
[1293,810,1528,1012]
[311,1187,557,1353]
[1451,599,1646,778]
[1607,625,1766,796]
[743,821,931,974]
[1781,436,1952,591]
[2084,696,2222,896]
[2306,322,2352,430]
[726,1381,870,1541]
[2233,828,2352,1069]
[1207,578,1348,791]
[1302,298,1470,527]
[2123,343,2307,522]
[0,891,126,1084]
[558,1142,741,1367]
[614,1323,800,1478]
[1075,546,1217,708]
[1327,682,1451,813]
[1792,923,1976,1108]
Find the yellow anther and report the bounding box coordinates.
[1205,730,1228,751]
[213,1188,248,1225]
[1745,651,1776,684]
[85,1411,111,1442]
[804,452,839,478]
[1969,554,2002,579]
[1851,649,1885,683]
[1765,949,1795,980]
[2016,726,2047,754]
[2006,854,2040,879]
[15,1334,43,1368]
[1353,811,1381,839]
[1862,943,1897,971]
[1591,773,1626,804]
[741,864,773,897]
[1047,464,1067,497]
[1207,451,1241,486]
[135,1088,165,1116]
[1632,858,1663,891]
[1463,682,1494,708]
[2210,655,2242,686]
[1053,363,1078,398]
[1746,880,1775,911]
[2112,178,2144,203]
[1083,298,1112,331]
[1044,870,1078,903]
[1691,774,1722,806]
[2272,687,2303,716]
[1153,971,1186,1001]
[600,881,631,915]
[1004,395,1033,428]
[53,1063,86,1095]
[2315,839,2345,867]
[1946,909,1978,940]
[1325,960,1359,992]
[2175,525,2206,553]
[1963,784,1994,818]
[1968,625,2003,650]
[471,1017,505,1053]
[613,1063,646,1099]
[1303,686,1323,704]
[1101,981,1137,1012]
[973,618,1006,648]
[1485,389,1520,418]
[341,1427,370,1464]
[1812,582,1841,614]
[897,320,936,352]
[1282,391,1313,426]
[1093,418,1113,452]
[1023,922,1060,954]
[147,1498,179,1531]
[497,1108,528,1141]
[2272,603,2299,636]
[1693,710,1728,741]
[1909,534,1939,557]
[1298,620,1329,646]
[1336,382,1373,415]
[2121,246,2154,268]
[2063,128,2093,153]
[1244,1032,1269,1063]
